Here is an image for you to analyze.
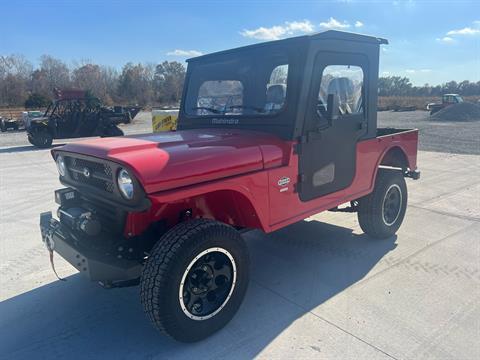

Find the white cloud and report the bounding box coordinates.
[240,26,287,40]
[241,18,362,41]
[381,71,391,76]
[446,27,480,36]
[405,68,431,74]
[167,49,203,57]
[240,20,314,40]
[286,20,315,33]
[319,17,350,30]
[436,36,455,43]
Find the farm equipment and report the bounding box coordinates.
[0,108,24,132]
[0,116,20,132]
[40,30,420,342]
[26,90,141,148]
[427,94,463,115]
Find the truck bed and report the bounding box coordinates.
[377,127,416,137]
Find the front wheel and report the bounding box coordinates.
[140,219,249,342]
[357,169,408,239]
[30,129,53,148]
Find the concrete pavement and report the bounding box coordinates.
[0,148,479,359]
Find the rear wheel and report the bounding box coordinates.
[357,169,407,239]
[103,125,124,137]
[140,219,249,342]
[27,134,35,146]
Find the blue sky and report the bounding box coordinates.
[1,0,479,85]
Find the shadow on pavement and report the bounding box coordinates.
[0,219,396,359]
[0,144,64,154]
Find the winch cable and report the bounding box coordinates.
[42,222,66,281]
[48,247,66,281]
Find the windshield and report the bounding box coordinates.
[184,49,289,117]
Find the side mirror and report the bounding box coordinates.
[326,93,339,125]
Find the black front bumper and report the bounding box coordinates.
[40,212,142,282]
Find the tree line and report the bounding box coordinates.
[378,76,480,97]
[1,54,480,108]
[0,54,185,108]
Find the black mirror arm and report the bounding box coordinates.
[326,93,340,125]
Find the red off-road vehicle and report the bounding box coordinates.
[40,31,419,342]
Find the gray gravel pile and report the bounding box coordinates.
[432,102,480,121]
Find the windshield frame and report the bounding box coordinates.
[177,37,309,140]
[181,47,292,120]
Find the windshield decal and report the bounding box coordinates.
[211,118,239,125]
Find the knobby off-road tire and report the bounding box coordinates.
[31,129,53,148]
[102,125,124,137]
[357,169,408,239]
[140,219,249,342]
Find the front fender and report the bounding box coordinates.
[124,170,270,237]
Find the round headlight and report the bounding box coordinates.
[117,168,134,200]
[56,155,66,177]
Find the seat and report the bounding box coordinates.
[327,77,355,115]
[264,84,286,112]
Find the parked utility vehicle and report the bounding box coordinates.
[427,93,463,115]
[26,90,140,148]
[40,31,419,342]
[0,115,21,132]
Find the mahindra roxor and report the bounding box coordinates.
[40,30,420,342]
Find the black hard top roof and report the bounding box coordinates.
[187,30,388,62]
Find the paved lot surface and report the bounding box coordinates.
[377,110,480,155]
[0,116,479,359]
[1,110,479,155]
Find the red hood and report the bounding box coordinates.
[56,129,290,193]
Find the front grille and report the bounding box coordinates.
[66,156,114,193]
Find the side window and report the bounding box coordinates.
[264,64,288,113]
[317,65,364,118]
[196,80,243,114]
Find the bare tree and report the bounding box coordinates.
[73,64,106,100]
[118,63,154,105]
[0,54,32,106]
[154,61,186,105]
[39,55,70,92]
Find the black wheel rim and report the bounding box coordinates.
[382,184,402,226]
[179,248,236,320]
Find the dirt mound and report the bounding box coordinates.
[432,102,480,122]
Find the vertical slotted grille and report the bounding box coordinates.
[66,156,114,193]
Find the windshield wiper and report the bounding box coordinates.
[226,105,266,113]
[191,106,223,114]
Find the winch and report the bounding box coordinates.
[54,188,102,237]
[58,207,102,237]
